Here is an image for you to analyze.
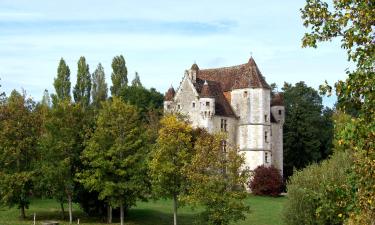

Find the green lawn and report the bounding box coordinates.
[0,195,286,225]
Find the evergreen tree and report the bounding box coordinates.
[131,72,142,87]
[91,63,108,108]
[0,90,41,219]
[78,98,148,225]
[53,58,71,102]
[149,115,193,225]
[110,55,127,97]
[73,56,91,107]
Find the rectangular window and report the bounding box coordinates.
[265,131,268,143]
[177,104,181,110]
[278,110,282,115]
[265,152,269,163]
[264,114,268,122]
[221,119,227,132]
[192,102,195,108]
[206,101,210,106]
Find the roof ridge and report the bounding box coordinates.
[199,63,248,71]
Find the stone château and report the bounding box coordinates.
[164,57,284,173]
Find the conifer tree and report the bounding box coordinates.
[73,56,91,107]
[110,55,127,97]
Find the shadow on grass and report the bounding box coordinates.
[18,208,198,225]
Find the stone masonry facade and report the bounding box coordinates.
[164,57,284,174]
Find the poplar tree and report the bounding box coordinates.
[0,90,41,219]
[79,98,148,225]
[73,56,91,107]
[110,55,128,97]
[53,58,71,102]
[91,63,108,108]
[149,115,193,225]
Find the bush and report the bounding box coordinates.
[283,150,354,225]
[249,165,283,196]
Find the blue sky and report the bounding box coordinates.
[0,0,351,107]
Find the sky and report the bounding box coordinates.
[0,0,352,107]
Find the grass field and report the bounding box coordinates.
[0,195,286,225]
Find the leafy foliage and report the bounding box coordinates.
[282,81,333,178]
[52,58,71,103]
[78,98,149,223]
[249,165,283,197]
[185,131,249,225]
[301,0,374,223]
[110,55,128,97]
[91,63,108,109]
[283,151,354,225]
[149,115,193,225]
[0,90,41,218]
[73,56,91,107]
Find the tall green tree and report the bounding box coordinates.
[282,81,333,179]
[0,79,5,104]
[52,58,71,103]
[78,98,148,225]
[91,63,108,109]
[38,100,85,223]
[149,115,193,225]
[110,55,128,97]
[0,90,41,219]
[301,1,374,223]
[185,131,250,225]
[131,72,142,87]
[73,56,91,107]
[120,86,163,121]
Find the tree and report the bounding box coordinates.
[0,78,6,104]
[38,100,85,223]
[52,58,71,103]
[110,55,128,97]
[301,1,374,223]
[131,72,142,87]
[282,81,333,179]
[91,63,108,109]
[185,131,249,225]
[78,98,148,225]
[149,115,193,225]
[73,56,91,107]
[0,90,41,219]
[120,86,163,120]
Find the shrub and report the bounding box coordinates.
[249,165,283,196]
[283,150,354,225]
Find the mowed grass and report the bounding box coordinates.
[0,195,286,225]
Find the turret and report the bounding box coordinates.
[199,80,215,119]
[271,92,285,124]
[164,86,175,112]
[188,63,199,84]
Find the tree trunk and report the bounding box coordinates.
[60,202,65,219]
[173,194,178,225]
[68,194,73,224]
[20,205,26,219]
[107,205,112,223]
[120,203,124,225]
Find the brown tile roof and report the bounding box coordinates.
[191,63,199,71]
[271,93,284,106]
[195,57,270,91]
[195,78,236,117]
[164,86,175,101]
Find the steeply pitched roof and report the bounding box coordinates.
[194,79,236,117]
[271,93,284,106]
[195,57,270,91]
[164,86,175,101]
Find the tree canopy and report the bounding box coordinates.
[91,63,108,109]
[110,55,128,97]
[73,56,91,107]
[52,58,71,103]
